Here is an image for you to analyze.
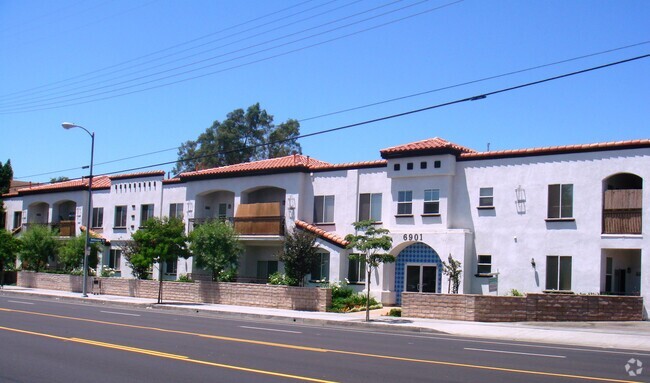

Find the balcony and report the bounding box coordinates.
[602,189,642,235]
[23,221,76,237]
[190,202,285,236]
[602,210,642,235]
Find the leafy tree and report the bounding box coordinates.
[442,254,462,294]
[0,159,13,215]
[121,240,150,280]
[0,229,20,286]
[345,220,394,322]
[19,225,58,272]
[189,220,242,282]
[50,176,70,183]
[131,217,189,303]
[173,103,301,173]
[58,234,99,272]
[277,229,318,287]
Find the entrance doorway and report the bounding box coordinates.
[405,265,437,293]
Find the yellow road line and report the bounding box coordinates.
[0,308,640,383]
[0,325,337,383]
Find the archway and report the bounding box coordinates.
[394,242,443,305]
[602,173,642,234]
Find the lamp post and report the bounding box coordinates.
[62,122,94,297]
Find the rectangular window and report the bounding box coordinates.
[169,203,183,219]
[114,206,127,228]
[423,189,440,214]
[605,257,613,293]
[348,258,366,283]
[314,195,335,223]
[477,255,492,275]
[407,162,414,170]
[257,260,278,281]
[359,193,382,222]
[108,249,121,270]
[479,187,494,207]
[92,207,103,228]
[310,253,330,281]
[140,204,154,226]
[0,212,5,229]
[547,184,573,219]
[394,164,400,171]
[218,203,228,220]
[165,260,177,275]
[397,191,412,215]
[13,211,22,229]
[420,161,427,169]
[546,255,572,290]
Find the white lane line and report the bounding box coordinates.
[7,300,34,305]
[100,311,141,317]
[464,347,566,358]
[239,326,302,334]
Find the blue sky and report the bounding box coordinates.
[1,0,648,183]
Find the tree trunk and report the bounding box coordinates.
[157,262,163,304]
[0,260,4,288]
[365,268,371,322]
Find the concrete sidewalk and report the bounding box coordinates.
[1,285,649,352]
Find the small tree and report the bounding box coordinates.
[442,254,462,294]
[58,234,99,272]
[132,217,189,303]
[0,229,20,287]
[189,220,242,282]
[122,240,149,280]
[19,225,58,272]
[345,220,394,322]
[277,229,318,287]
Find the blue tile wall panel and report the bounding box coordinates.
[394,243,442,305]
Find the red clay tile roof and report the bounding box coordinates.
[459,139,650,160]
[162,178,182,184]
[109,170,165,180]
[380,137,477,158]
[9,176,112,196]
[295,220,349,248]
[309,159,387,172]
[179,154,332,179]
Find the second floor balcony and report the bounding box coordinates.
[190,202,285,236]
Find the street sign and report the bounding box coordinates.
[89,237,106,245]
[488,275,498,293]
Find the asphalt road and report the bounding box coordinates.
[0,295,647,383]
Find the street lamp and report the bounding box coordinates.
[62,122,94,297]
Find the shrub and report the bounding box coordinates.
[268,272,296,286]
[509,288,524,296]
[326,281,381,313]
[101,268,117,278]
[388,308,402,317]
[176,274,194,283]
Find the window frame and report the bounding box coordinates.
[347,257,366,284]
[310,252,330,282]
[545,255,572,291]
[169,203,183,219]
[397,190,413,216]
[476,255,492,276]
[314,195,335,223]
[358,193,382,222]
[13,211,22,229]
[547,184,574,220]
[108,249,121,271]
[140,204,155,226]
[114,206,127,228]
[478,187,494,209]
[423,189,440,215]
[91,207,104,229]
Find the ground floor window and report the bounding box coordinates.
[257,260,278,281]
[546,255,572,291]
[165,260,177,275]
[348,258,366,283]
[108,249,121,270]
[476,255,492,275]
[310,252,330,282]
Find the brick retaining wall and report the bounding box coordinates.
[402,292,643,322]
[17,272,330,312]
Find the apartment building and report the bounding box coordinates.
[3,137,649,307]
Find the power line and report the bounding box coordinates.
[0,0,438,112]
[16,53,646,182]
[0,0,319,101]
[13,47,649,180]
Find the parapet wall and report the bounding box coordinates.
[17,271,331,312]
[402,292,643,322]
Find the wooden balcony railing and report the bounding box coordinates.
[602,209,642,234]
[189,216,285,236]
[23,221,76,237]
